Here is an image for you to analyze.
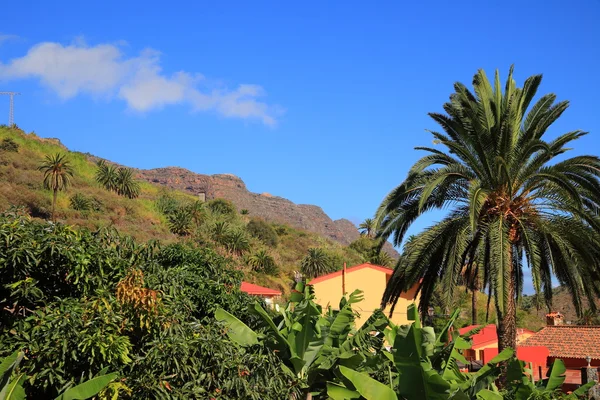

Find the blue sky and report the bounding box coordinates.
[1,1,599,253]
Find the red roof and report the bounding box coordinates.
[308,263,393,284]
[240,281,281,296]
[521,325,600,359]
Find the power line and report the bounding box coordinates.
[0,92,21,126]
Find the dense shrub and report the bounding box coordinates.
[207,198,236,216]
[168,207,193,235]
[0,213,295,398]
[70,192,91,211]
[246,218,278,247]
[155,192,180,215]
[0,137,19,152]
[246,249,278,275]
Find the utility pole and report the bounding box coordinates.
[0,92,20,126]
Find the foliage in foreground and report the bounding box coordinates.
[0,350,117,400]
[327,304,594,400]
[0,212,297,399]
[216,282,390,399]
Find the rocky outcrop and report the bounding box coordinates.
[138,167,399,258]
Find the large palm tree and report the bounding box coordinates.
[300,248,332,278]
[358,218,375,238]
[38,153,75,221]
[375,67,600,352]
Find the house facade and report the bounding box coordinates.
[309,263,419,328]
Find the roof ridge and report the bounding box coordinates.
[543,325,600,328]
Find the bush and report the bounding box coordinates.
[246,218,278,247]
[0,138,19,152]
[155,192,180,215]
[70,192,91,212]
[168,207,193,236]
[0,214,299,398]
[207,198,236,216]
[246,249,278,275]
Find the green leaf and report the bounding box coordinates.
[326,382,361,400]
[543,358,566,391]
[251,302,288,351]
[340,366,398,400]
[476,389,503,400]
[1,374,26,400]
[570,380,596,397]
[54,373,117,400]
[0,352,23,378]
[214,308,259,346]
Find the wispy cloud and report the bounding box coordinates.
[0,40,281,126]
[0,34,19,45]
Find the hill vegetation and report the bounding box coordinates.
[0,126,385,296]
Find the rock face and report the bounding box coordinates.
[138,167,399,258]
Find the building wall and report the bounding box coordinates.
[311,268,419,328]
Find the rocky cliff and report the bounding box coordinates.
[138,167,398,257]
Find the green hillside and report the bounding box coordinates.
[0,125,367,295]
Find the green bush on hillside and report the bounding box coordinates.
[206,198,236,216]
[246,218,278,247]
[70,192,91,212]
[0,137,19,152]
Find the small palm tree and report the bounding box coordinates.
[38,153,74,221]
[70,193,91,212]
[225,230,250,256]
[211,221,231,244]
[370,251,394,267]
[186,200,206,226]
[300,248,332,278]
[95,160,118,192]
[247,249,278,274]
[358,218,375,238]
[168,208,193,236]
[115,168,140,199]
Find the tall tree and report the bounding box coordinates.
[358,218,375,238]
[300,248,332,278]
[38,153,74,221]
[375,67,600,352]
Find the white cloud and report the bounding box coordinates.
[0,40,281,126]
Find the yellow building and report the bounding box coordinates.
[309,263,419,328]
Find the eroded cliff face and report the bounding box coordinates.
[138,167,399,257]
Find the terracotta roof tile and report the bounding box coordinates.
[521,326,600,359]
[240,281,281,296]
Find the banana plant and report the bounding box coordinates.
[476,358,596,400]
[215,281,389,398]
[0,351,117,400]
[327,304,512,400]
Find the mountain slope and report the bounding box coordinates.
[138,167,399,257]
[0,126,381,294]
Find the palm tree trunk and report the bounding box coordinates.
[497,245,517,353]
[52,189,57,222]
[471,288,478,325]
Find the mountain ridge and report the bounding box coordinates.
[137,166,398,257]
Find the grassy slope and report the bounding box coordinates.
[0,126,364,295]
